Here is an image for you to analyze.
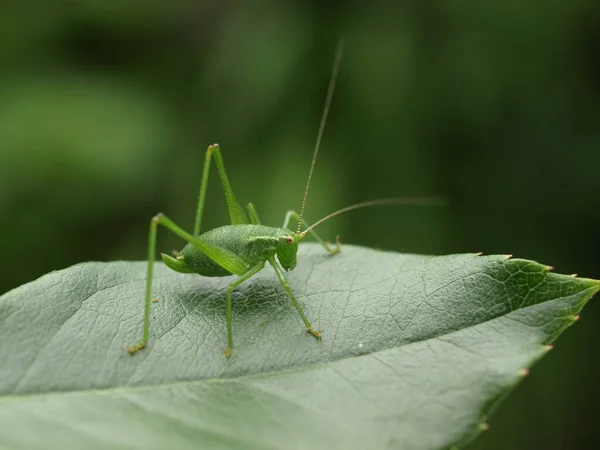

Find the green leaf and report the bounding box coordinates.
[0,244,596,450]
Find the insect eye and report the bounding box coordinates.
[285,236,294,245]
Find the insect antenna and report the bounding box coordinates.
[300,197,446,237]
[296,39,345,235]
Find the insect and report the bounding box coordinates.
[127,41,438,356]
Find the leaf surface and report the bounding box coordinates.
[0,244,596,450]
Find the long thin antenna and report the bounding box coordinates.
[297,40,345,234]
[300,197,446,236]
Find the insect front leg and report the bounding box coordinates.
[268,257,321,340]
[283,210,340,254]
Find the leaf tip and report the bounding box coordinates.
[545,344,554,352]
[546,265,554,271]
[570,273,578,278]
[519,368,530,377]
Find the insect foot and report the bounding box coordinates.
[327,235,342,255]
[309,329,322,339]
[126,342,146,355]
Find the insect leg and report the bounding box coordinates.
[247,202,261,225]
[127,214,251,355]
[268,257,321,340]
[283,210,340,254]
[126,215,159,355]
[223,262,266,357]
[193,144,248,236]
[192,146,213,235]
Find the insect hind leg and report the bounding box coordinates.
[127,213,251,355]
[247,203,261,225]
[194,144,249,236]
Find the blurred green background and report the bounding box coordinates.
[1,1,598,448]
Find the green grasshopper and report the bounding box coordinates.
[127,42,435,356]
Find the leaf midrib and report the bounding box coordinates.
[3,282,595,402]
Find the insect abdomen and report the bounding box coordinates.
[180,225,283,277]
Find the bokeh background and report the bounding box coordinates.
[1,1,599,448]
